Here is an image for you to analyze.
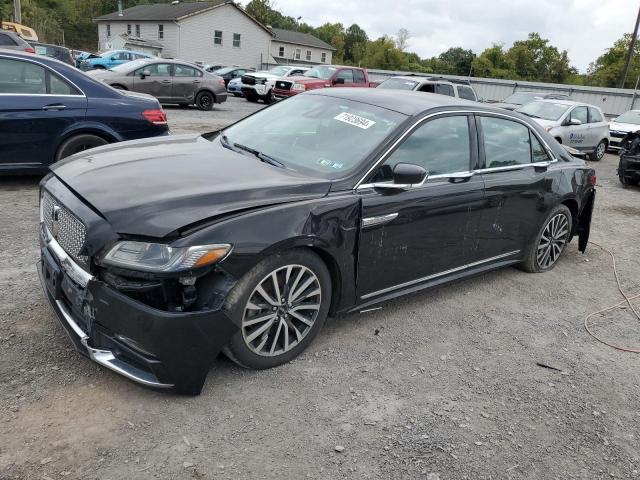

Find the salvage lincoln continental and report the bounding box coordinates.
[39,89,596,394]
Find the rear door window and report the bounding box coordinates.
[480,116,532,167]
[435,83,454,96]
[354,69,366,84]
[174,65,199,77]
[457,85,476,101]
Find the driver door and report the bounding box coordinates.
[564,106,589,149]
[356,114,486,300]
[133,63,173,102]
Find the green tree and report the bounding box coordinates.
[344,23,367,64]
[587,34,640,88]
[470,44,515,79]
[505,32,576,83]
[314,22,345,63]
[437,47,476,76]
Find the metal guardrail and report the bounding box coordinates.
[367,69,639,118]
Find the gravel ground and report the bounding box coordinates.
[1,96,640,480]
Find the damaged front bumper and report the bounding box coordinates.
[38,225,238,395]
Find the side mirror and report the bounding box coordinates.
[372,163,428,191]
[333,77,345,85]
[568,118,582,126]
[140,70,151,79]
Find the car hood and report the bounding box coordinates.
[609,121,640,133]
[246,72,281,80]
[284,75,324,84]
[491,102,520,110]
[50,134,332,238]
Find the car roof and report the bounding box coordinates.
[388,75,454,84]
[307,88,488,116]
[534,99,596,108]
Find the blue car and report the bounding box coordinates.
[79,49,153,71]
[0,49,170,174]
[227,77,243,97]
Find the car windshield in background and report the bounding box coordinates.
[615,111,640,125]
[518,101,570,121]
[269,66,291,76]
[220,94,406,179]
[377,78,419,90]
[109,59,148,72]
[214,67,234,75]
[503,92,539,105]
[304,66,337,80]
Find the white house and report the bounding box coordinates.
[94,1,334,68]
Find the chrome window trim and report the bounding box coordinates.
[354,109,557,190]
[361,250,520,299]
[0,53,87,97]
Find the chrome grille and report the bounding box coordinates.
[42,191,89,268]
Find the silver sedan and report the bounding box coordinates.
[88,58,228,110]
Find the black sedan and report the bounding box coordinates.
[210,66,255,86]
[38,89,596,394]
[0,49,169,174]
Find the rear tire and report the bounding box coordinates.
[520,204,572,273]
[620,175,639,186]
[246,93,258,103]
[223,249,331,370]
[590,139,606,161]
[264,89,273,104]
[195,91,214,111]
[55,134,109,161]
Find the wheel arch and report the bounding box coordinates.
[560,197,579,237]
[52,125,121,163]
[196,88,217,101]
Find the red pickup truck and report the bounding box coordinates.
[272,65,377,100]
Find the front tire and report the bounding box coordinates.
[224,249,331,369]
[521,205,572,273]
[590,140,607,161]
[195,91,214,111]
[55,134,108,161]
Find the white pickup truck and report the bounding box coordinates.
[241,65,309,104]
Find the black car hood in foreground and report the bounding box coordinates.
[51,134,332,238]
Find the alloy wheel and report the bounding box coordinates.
[241,264,322,357]
[595,141,606,160]
[537,213,570,269]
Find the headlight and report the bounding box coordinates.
[292,83,306,91]
[101,241,231,272]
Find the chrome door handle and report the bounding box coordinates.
[161,80,171,84]
[42,104,66,111]
[193,80,201,84]
[362,213,398,228]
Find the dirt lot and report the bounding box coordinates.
[1,97,640,480]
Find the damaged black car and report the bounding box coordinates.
[617,131,640,186]
[39,89,596,394]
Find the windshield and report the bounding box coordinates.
[615,111,640,125]
[109,58,148,72]
[100,50,117,58]
[268,66,291,76]
[304,66,337,80]
[220,94,406,179]
[503,92,539,105]
[517,101,570,121]
[377,78,419,91]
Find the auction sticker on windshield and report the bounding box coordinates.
[334,112,376,129]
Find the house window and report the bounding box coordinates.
[295,48,301,60]
[214,30,223,45]
[278,46,285,57]
[321,52,327,63]
[158,24,164,40]
[106,24,111,38]
[233,33,241,48]
[127,24,131,35]
[135,24,140,37]
[306,50,311,61]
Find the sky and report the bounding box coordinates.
[267,0,636,72]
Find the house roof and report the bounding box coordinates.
[95,1,228,21]
[271,28,335,51]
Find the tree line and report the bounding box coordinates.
[1,0,639,89]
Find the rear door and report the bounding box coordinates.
[0,56,86,169]
[475,114,555,258]
[133,63,173,101]
[172,64,203,102]
[587,106,608,147]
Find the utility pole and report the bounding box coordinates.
[620,4,640,88]
[13,0,21,23]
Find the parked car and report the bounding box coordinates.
[616,131,640,185]
[491,91,570,110]
[0,49,169,174]
[38,88,596,394]
[204,63,226,72]
[211,66,255,86]
[74,50,93,68]
[79,49,153,71]
[241,65,310,103]
[608,110,640,151]
[272,65,377,101]
[376,75,478,101]
[0,30,35,53]
[87,58,227,110]
[517,100,609,160]
[227,76,243,97]
[1,21,38,41]
[29,41,74,65]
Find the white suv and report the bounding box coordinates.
[517,100,609,161]
[376,75,478,101]
[241,65,310,104]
